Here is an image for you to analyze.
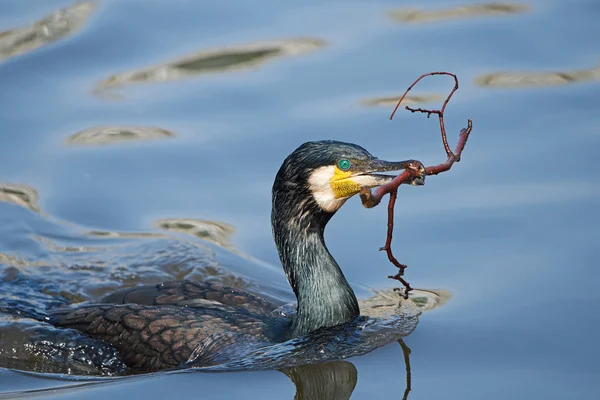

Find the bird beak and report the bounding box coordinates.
[347,159,416,189]
[327,158,423,200]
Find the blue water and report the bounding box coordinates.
[1,0,599,398]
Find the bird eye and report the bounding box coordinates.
[338,159,351,170]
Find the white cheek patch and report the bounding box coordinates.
[308,166,348,213]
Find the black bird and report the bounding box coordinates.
[48,141,417,372]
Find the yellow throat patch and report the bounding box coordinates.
[330,166,361,199]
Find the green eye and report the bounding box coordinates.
[338,159,351,170]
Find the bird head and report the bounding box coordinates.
[272,141,410,229]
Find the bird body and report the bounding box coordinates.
[48,141,414,372]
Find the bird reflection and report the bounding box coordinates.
[282,361,357,400]
[280,339,413,400]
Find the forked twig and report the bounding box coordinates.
[360,72,473,298]
[390,71,460,158]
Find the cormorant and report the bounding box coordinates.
[47,140,419,371]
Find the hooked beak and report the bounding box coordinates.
[348,158,418,189]
[327,158,425,201]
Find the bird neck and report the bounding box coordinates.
[273,215,360,337]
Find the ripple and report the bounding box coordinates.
[65,125,175,146]
[0,1,96,62]
[96,37,326,91]
[0,237,221,305]
[0,318,126,376]
[388,3,530,24]
[360,288,451,317]
[360,93,443,108]
[476,62,600,88]
[0,181,283,306]
[156,218,234,250]
[0,183,39,213]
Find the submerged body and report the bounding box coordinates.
[46,141,417,372]
[49,281,285,370]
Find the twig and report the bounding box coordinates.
[360,72,473,298]
[390,72,461,158]
[382,190,413,292]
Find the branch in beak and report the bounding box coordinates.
[352,159,425,189]
[359,160,426,208]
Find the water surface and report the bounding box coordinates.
[1,0,599,399]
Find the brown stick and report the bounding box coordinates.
[390,72,461,157]
[360,72,473,298]
[381,190,413,292]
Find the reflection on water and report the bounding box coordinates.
[398,339,412,400]
[0,1,96,62]
[0,184,39,212]
[476,62,600,88]
[282,361,357,400]
[253,338,411,400]
[280,333,412,399]
[155,218,264,270]
[83,230,164,239]
[156,218,235,250]
[96,38,326,91]
[388,3,529,24]
[65,126,175,146]
[360,94,442,108]
[360,288,450,318]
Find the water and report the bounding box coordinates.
[1,0,599,398]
